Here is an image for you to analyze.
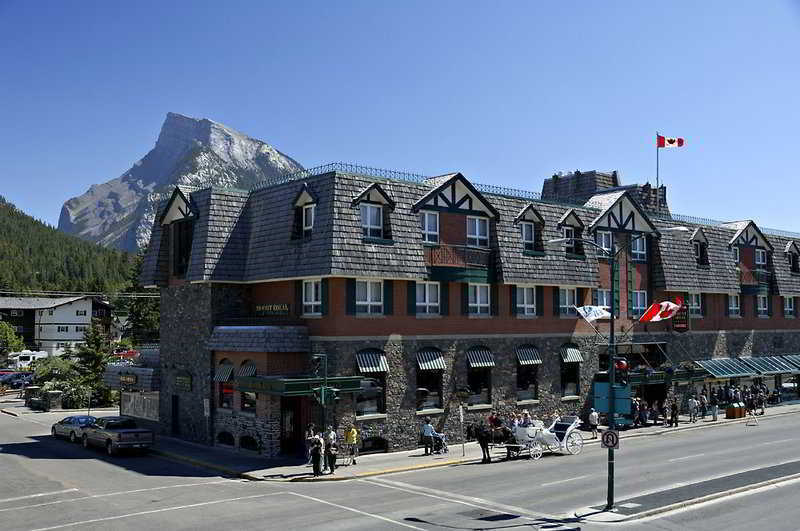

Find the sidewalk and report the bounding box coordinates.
[0,397,119,417]
[148,400,800,482]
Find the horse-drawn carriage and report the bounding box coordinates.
[493,415,584,460]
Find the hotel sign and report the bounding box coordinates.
[254,303,290,316]
[119,374,138,386]
[672,305,689,333]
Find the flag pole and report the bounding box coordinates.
[656,131,660,213]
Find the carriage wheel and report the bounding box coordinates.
[529,442,543,461]
[566,432,584,455]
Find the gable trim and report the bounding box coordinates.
[690,227,708,244]
[292,182,317,207]
[729,221,773,251]
[158,188,194,225]
[411,172,499,219]
[587,191,659,235]
[557,208,585,229]
[785,241,800,255]
[514,203,546,225]
[352,182,396,210]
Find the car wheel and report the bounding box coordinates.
[51,427,57,438]
[82,435,89,449]
[69,431,76,443]
[106,440,115,456]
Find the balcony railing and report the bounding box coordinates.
[739,266,771,286]
[423,244,492,269]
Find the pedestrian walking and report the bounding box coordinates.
[688,395,698,423]
[304,423,316,465]
[421,417,436,455]
[476,421,492,463]
[709,391,718,421]
[589,408,599,439]
[670,399,679,427]
[345,424,359,465]
[700,394,708,420]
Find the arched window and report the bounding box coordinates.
[215,359,234,409]
[465,346,494,405]
[238,360,258,414]
[559,344,584,397]
[355,349,388,416]
[240,435,259,452]
[416,348,445,411]
[216,431,234,446]
[516,345,541,401]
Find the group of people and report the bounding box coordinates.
[630,398,678,427]
[305,423,359,477]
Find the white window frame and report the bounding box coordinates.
[688,293,702,317]
[416,281,440,314]
[356,279,383,314]
[596,231,612,254]
[559,287,577,316]
[468,283,490,315]
[360,203,383,239]
[75,325,88,333]
[420,211,439,243]
[563,227,575,254]
[757,294,769,315]
[732,246,740,263]
[466,217,489,248]
[303,204,315,234]
[57,326,68,333]
[631,235,647,261]
[693,241,701,260]
[10,310,22,317]
[303,279,322,315]
[76,310,87,316]
[516,286,536,315]
[784,297,795,317]
[48,309,54,316]
[520,222,535,252]
[755,248,767,267]
[596,289,612,311]
[632,291,648,318]
[729,294,741,316]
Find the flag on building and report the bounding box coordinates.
[576,305,611,323]
[657,135,685,148]
[639,297,684,323]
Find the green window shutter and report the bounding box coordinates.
[612,260,620,318]
[767,294,773,317]
[461,283,469,315]
[553,287,560,316]
[535,286,544,316]
[440,282,449,315]
[701,293,707,316]
[795,297,799,318]
[321,278,329,316]
[577,288,586,308]
[407,281,417,316]
[627,259,634,318]
[740,294,745,317]
[490,284,499,316]
[510,285,517,316]
[592,289,598,306]
[724,294,729,316]
[294,280,303,317]
[753,295,758,316]
[346,279,356,315]
[384,280,394,315]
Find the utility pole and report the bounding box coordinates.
[607,233,617,511]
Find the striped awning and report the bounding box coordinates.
[417,349,446,371]
[466,348,495,368]
[782,355,800,371]
[695,358,755,378]
[516,346,542,366]
[236,363,257,378]
[213,364,234,382]
[740,356,799,375]
[356,350,389,373]
[560,346,584,363]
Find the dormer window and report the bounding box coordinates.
[467,217,489,248]
[292,182,317,240]
[563,227,575,254]
[520,222,535,251]
[361,204,383,238]
[596,231,612,254]
[420,211,439,243]
[693,241,701,259]
[303,204,315,236]
[755,248,768,267]
[557,209,584,256]
[631,235,647,261]
[791,253,800,274]
[732,246,740,263]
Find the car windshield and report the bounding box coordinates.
[106,420,138,430]
[75,416,95,425]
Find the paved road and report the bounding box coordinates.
[2,409,799,530]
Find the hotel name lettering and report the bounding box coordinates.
[255,303,290,316]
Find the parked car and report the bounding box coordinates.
[81,416,154,456]
[2,373,32,389]
[51,415,96,443]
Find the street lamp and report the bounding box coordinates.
[547,225,687,511]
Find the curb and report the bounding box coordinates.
[269,457,475,482]
[1,409,20,417]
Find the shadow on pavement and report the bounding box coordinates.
[405,513,583,530]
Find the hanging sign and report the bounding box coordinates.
[672,305,689,333]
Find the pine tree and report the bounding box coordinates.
[74,319,113,386]
[125,252,160,344]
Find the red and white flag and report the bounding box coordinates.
[639,297,684,323]
[657,135,685,148]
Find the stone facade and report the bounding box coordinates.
[213,394,281,456]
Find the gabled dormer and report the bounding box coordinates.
[690,228,710,266]
[514,203,545,254]
[292,182,317,240]
[557,209,585,256]
[412,172,499,219]
[353,182,395,241]
[587,191,659,262]
[159,187,195,278]
[785,241,800,274]
[722,220,773,271]
[159,187,195,225]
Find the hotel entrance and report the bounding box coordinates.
[280,396,307,456]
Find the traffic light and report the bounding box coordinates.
[613,357,629,386]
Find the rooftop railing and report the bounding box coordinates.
[423,244,492,269]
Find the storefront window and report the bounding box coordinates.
[219,383,234,409]
[241,391,257,414]
[356,374,386,416]
[467,367,491,405]
[561,361,580,396]
[416,370,443,410]
[517,364,538,400]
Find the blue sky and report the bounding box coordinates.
[2,1,799,231]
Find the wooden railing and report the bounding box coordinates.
[423,244,491,269]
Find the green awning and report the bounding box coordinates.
[516,346,542,366]
[356,350,389,373]
[236,363,257,377]
[213,365,234,382]
[741,356,799,375]
[417,349,446,371]
[560,347,584,363]
[466,348,495,368]
[695,358,755,378]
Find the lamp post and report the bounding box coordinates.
[313,353,329,429]
[548,225,687,511]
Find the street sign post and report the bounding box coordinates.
[601,430,619,450]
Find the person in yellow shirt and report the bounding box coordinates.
[345,425,359,465]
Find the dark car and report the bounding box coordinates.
[81,416,154,456]
[51,415,96,443]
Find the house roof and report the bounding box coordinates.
[0,296,88,310]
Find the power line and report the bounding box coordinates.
[0,290,160,299]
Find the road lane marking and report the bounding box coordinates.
[758,439,795,446]
[667,455,702,462]
[541,475,588,487]
[0,489,78,504]
[0,479,241,513]
[28,492,287,531]
[288,492,426,530]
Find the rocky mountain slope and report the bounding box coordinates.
[58,113,304,251]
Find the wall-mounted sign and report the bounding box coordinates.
[254,303,290,316]
[119,374,138,386]
[175,374,192,392]
[672,305,689,333]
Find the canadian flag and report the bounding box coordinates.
[657,135,685,148]
[639,297,684,323]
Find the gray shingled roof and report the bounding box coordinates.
[208,326,309,352]
[0,296,86,309]
[767,234,800,296]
